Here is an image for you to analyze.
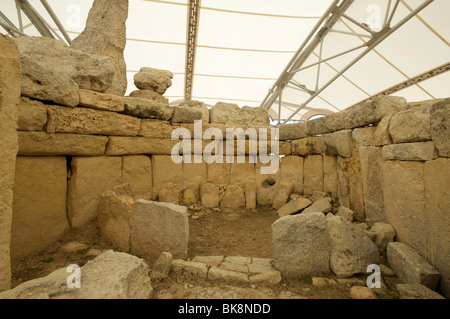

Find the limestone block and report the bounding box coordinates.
[396,284,445,299]
[339,150,365,221]
[171,260,208,280]
[68,157,122,228]
[424,158,450,297]
[382,141,438,161]
[302,197,333,214]
[78,89,124,112]
[71,0,129,96]
[327,216,380,278]
[0,250,152,299]
[206,162,230,186]
[243,179,257,209]
[323,155,338,197]
[279,141,292,155]
[370,222,396,253]
[280,156,304,195]
[387,242,441,290]
[220,185,246,209]
[200,182,220,208]
[240,106,270,127]
[134,67,173,94]
[190,256,224,267]
[430,98,450,157]
[182,188,197,205]
[11,157,69,260]
[272,181,294,210]
[278,122,308,141]
[352,126,376,147]
[152,155,183,200]
[303,155,323,195]
[276,198,312,218]
[321,130,353,158]
[130,200,188,262]
[97,187,134,252]
[121,156,152,200]
[208,267,249,284]
[336,206,354,222]
[151,252,173,281]
[349,286,377,299]
[123,97,174,120]
[255,161,281,206]
[306,111,346,136]
[359,147,386,225]
[336,156,351,209]
[374,115,393,146]
[18,97,47,131]
[382,161,427,257]
[157,182,181,204]
[291,137,323,156]
[390,105,432,143]
[130,90,168,103]
[105,137,179,156]
[46,105,140,136]
[272,213,331,277]
[249,271,282,286]
[138,119,178,139]
[183,162,207,196]
[209,102,241,125]
[173,100,209,123]
[0,35,21,291]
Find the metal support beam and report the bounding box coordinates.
[184,0,201,101]
[40,0,72,44]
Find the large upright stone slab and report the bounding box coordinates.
[71,0,129,96]
[0,34,21,292]
[11,157,69,260]
[152,155,183,200]
[424,158,450,297]
[130,200,188,262]
[121,156,152,200]
[183,162,207,196]
[430,98,450,157]
[272,213,331,277]
[303,155,323,195]
[255,161,281,206]
[382,161,427,257]
[280,156,304,195]
[323,155,338,197]
[68,157,122,228]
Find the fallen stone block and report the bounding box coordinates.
[336,206,354,222]
[302,197,333,214]
[370,222,396,253]
[349,286,377,299]
[151,252,173,281]
[276,198,312,218]
[382,141,438,161]
[171,260,208,280]
[272,181,294,210]
[249,270,282,286]
[396,284,445,299]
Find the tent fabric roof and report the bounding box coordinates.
[2,0,449,122]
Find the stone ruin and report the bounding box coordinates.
[0,0,449,300]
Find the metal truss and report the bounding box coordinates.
[260,0,435,123]
[0,0,71,44]
[184,0,201,101]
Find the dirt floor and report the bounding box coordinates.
[10,205,401,299]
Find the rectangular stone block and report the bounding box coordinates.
[303,155,323,195]
[11,157,69,260]
[352,126,376,147]
[152,155,183,200]
[430,98,450,157]
[359,147,386,226]
[280,156,304,194]
[78,89,124,112]
[18,97,48,131]
[106,136,179,155]
[18,131,108,156]
[206,161,231,186]
[130,200,188,262]
[291,137,323,156]
[382,160,427,257]
[138,119,179,139]
[337,156,351,209]
[389,105,431,143]
[183,162,207,196]
[321,130,353,158]
[67,157,122,228]
[323,155,338,197]
[382,141,438,161]
[121,156,152,200]
[306,111,346,136]
[278,122,308,140]
[424,158,450,297]
[46,105,140,136]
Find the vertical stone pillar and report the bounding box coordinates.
[0,35,21,291]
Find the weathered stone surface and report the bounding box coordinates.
[249,271,282,286]
[123,97,174,120]
[152,156,183,200]
[130,90,168,103]
[11,157,69,260]
[272,213,331,277]
[0,34,21,291]
[303,155,323,195]
[18,131,107,156]
[349,286,377,299]
[327,216,380,278]
[130,200,188,262]
[380,264,395,277]
[0,250,152,299]
[321,130,353,158]
[15,36,114,106]
[390,105,431,143]
[121,156,152,200]
[209,102,241,125]
[182,188,197,206]
[340,150,365,222]
[183,162,207,196]
[396,284,445,299]
[306,111,346,136]
[323,155,338,197]
[302,198,333,214]
[310,190,327,202]
[278,122,308,141]
[336,156,350,209]
[206,162,230,186]
[46,105,140,136]
[382,161,426,256]
[336,206,354,222]
[387,242,441,290]
[255,161,281,206]
[68,157,122,228]
[280,156,304,195]
[18,97,47,131]
[200,182,220,208]
[374,115,393,146]
[208,267,249,284]
[248,258,274,274]
[352,126,376,147]
[106,137,178,156]
[370,222,395,253]
[151,252,173,281]
[78,89,124,112]
[158,182,181,204]
[138,119,177,138]
[221,185,246,209]
[134,67,173,94]
[60,241,88,253]
[279,141,292,155]
[174,100,209,123]
[359,147,386,225]
[191,256,224,267]
[382,141,438,161]
[240,106,270,127]
[272,181,294,210]
[171,260,208,280]
[97,186,134,252]
[424,158,450,297]
[71,0,129,96]
[291,137,323,156]
[430,98,450,157]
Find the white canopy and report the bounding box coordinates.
[2,0,449,122]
